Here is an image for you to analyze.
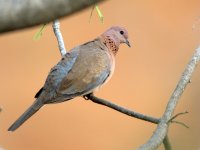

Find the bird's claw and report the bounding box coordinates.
[83,95,89,100]
[83,93,94,100]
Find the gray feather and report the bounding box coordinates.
[8,100,43,131]
[8,38,113,131]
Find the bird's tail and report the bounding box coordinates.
[8,100,43,131]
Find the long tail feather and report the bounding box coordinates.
[8,100,43,131]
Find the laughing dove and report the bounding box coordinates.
[8,26,130,131]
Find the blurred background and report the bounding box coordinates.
[0,0,200,149]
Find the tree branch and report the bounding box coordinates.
[0,0,105,33]
[52,20,197,150]
[52,20,160,125]
[52,20,67,56]
[85,94,160,124]
[137,46,200,150]
[170,120,189,129]
[169,111,188,121]
[163,135,172,150]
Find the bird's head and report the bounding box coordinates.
[102,26,131,48]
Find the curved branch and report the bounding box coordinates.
[85,94,160,124]
[169,111,188,121]
[52,19,195,150]
[137,46,200,150]
[170,120,189,129]
[0,0,105,33]
[52,20,160,125]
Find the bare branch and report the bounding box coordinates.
[168,111,190,128]
[53,20,160,125]
[52,20,67,56]
[163,135,172,150]
[137,46,200,150]
[0,0,105,33]
[169,111,188,121]
[52,17,163,140]
[84,94,160,124]
[170,120,189,129]
[52,20,196,150]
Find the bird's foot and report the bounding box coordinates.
[83,93,94,100]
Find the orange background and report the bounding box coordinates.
[1,0,200,150]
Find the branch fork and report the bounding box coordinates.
[52,21,200,150]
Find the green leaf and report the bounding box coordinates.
[95,5,104,23]
[33,24,47,40]
[89,4,104,23]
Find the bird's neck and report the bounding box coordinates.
[99,35,119,55]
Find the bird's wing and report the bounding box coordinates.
[36,49,79,100]
[57,39,111,98]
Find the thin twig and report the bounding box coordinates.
[85,94,160,124]
[169,111,189,128]
[52,20,67,56]
[163,135,172,150]
[169,111,188,122]
[137,46,200,150]
[171,120,189,129]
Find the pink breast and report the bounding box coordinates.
[101,51,116,88]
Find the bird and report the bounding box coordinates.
[8,26,131,131]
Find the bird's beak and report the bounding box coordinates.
[125,39,131,47]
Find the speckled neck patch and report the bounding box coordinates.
[103,36,118,55]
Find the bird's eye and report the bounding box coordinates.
[120,31,124,35]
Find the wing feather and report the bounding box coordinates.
[58,39,111,97]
